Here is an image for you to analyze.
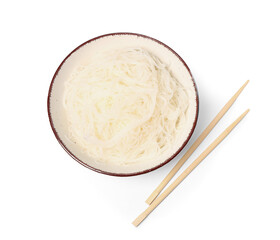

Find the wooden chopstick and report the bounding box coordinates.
[133,109,249,227]
[145,80,249,205]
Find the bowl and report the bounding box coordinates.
[47,32,199,176]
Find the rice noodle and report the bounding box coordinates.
[63,48,189,165]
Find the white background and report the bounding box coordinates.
[1,0,279,239]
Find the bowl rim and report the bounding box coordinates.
[47,32,199,177]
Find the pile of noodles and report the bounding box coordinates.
[63,48,189,165]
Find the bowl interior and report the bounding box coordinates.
[48,33,198,176]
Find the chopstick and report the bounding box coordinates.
[133,109,249,227]
[145,80,249,205]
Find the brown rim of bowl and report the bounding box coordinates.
[47,32,199,177]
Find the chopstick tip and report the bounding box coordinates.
[244,80,250,86]
[242,109,250,117]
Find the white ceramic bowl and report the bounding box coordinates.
[48,33,199,176]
